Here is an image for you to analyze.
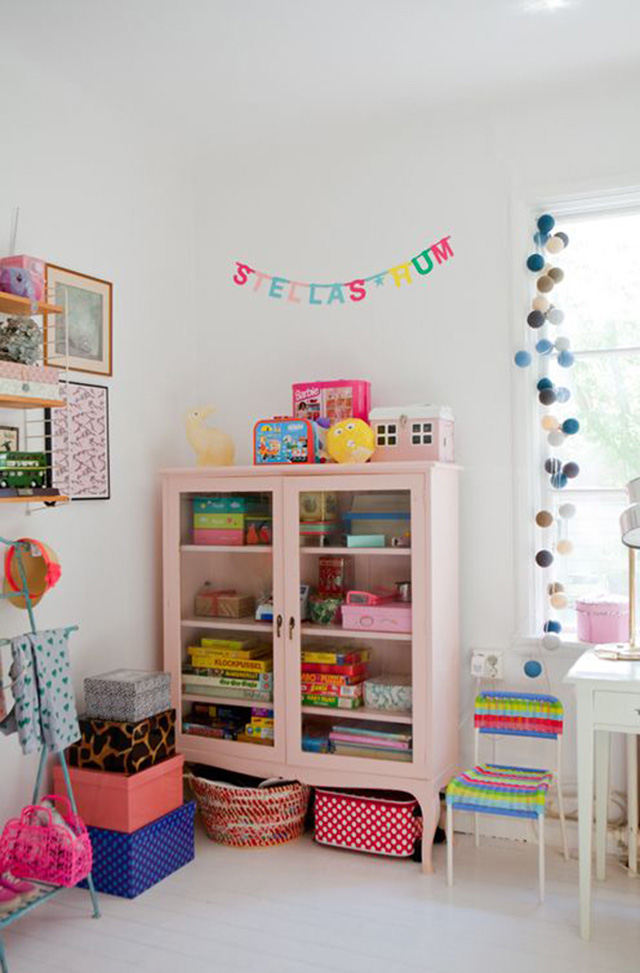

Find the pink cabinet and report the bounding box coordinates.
[162,461,460,872]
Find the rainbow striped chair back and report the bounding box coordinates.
[445,690,569,900]
[474,691,564,740]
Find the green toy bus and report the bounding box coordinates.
[0,451,48,489]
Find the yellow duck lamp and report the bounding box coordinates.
[326,418,376,464]
[185,405,235,466]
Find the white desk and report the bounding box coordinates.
[565,649,640,939]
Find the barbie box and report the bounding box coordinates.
[292,380,370,424]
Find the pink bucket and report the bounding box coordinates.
[576,596,629,645]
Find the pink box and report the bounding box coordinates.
[576,596,629,644]
[342,603,412,634]
[193,527,244,546]
[0,255,45,301]
[292,380,371,424]
[369,405,454,463]
[53,755,184,834]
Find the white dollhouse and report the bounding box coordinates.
[369,405,455,463]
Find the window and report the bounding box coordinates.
[527,202,640,637]
[411,422,433,445]
[376,423,397,447]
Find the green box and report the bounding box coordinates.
[345,534,386,548]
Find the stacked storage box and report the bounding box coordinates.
[193,496,271,546]
[57,669,195,898]
[300,647,369,710]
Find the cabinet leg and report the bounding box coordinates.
[0,936,7,973]
[412,785,440,874]
[627,735,638,876]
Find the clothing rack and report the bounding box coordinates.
[0,537,100,973]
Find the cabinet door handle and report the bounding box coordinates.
[289,616,296,640]
[276,614,283,638]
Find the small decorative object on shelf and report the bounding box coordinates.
[0,316,42,365]
[326,418,375,464]
[254,417,322,464]
[185,405,235,467]
[292,380,371,423]
[369,404,455,463]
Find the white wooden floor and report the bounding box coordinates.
[3,828,640,973]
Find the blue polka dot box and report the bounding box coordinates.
[80,801,195,898]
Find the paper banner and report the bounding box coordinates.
[232,235,453,305]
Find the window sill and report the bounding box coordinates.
[511,635,591,658]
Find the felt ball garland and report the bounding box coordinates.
[514,211,581,676]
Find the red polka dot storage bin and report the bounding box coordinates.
[314,789,422,858]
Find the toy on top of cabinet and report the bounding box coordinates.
[368,405,454,463]
[185,406,235,466]
[254,418,323,464]
[326,418,375,464]
[292,380,371,424]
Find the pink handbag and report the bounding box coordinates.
[0,794,92,887]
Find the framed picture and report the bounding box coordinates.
[44,265,112,376]
[0,426,19,452]
[48,382,110,500]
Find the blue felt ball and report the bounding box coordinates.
[558,350,575,368]
[555,387,571,403]
[537,214,556,234]
[514,350,532,368]
[544,620,562,634]
[562,418,580,435]
[533,231,550,247]
[551,472,568,489]
[526,253,545,272]
[536,339,554,355]
[524,660,543,678]
[537,377,554,391]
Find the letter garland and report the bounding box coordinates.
[232,236,454,304]
[514,213,578,678]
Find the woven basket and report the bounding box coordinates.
[188,773,310,848]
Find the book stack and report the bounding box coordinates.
[329,723,412,761]
[182,637,273,702]
[300,647,369,709]
[183,702,273,746]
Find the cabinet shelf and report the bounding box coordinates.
[181,544,272,554]
[301,623,411,642]
[183,693,274,708]
[181,618,273,634]
[0,293,63,316]
[299,546,410,556]
[300,705,412,724]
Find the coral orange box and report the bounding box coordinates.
[53,754,184,833]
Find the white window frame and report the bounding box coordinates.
[376,422,398,447]
[510,185,640,652]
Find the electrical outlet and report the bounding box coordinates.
[471,651,504,680]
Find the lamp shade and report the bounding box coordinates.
[621,478,640,548]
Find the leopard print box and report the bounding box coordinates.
[68,709,176,775]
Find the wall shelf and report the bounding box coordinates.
[0,393,66,410]
[0,494,69,505]
[0,293,63,316]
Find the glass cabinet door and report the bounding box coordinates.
[282,473,427,777]
[164,475,285,763]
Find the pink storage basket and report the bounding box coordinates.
[341,603,412,634]
[0,794,93,886]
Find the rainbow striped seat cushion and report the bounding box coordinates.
[446,764,553,818]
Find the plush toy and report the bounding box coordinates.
[0,267,36,301]
[326,418,375,464]
[185,406,235,466]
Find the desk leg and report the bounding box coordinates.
[576,689,594,940]
[595,731,609,881]
[627,735,638,876]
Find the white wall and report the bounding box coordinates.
[0,58,195,819]
[191,71,640,829]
